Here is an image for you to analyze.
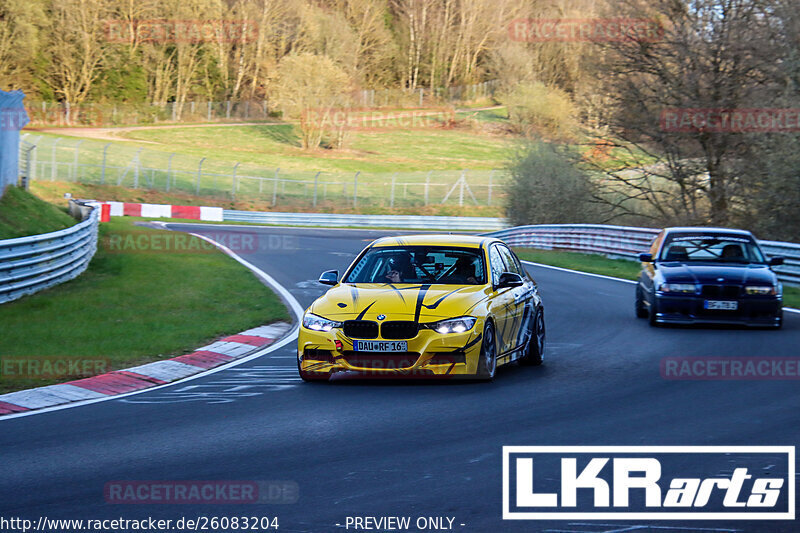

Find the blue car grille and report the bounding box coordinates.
[701,285,740,298]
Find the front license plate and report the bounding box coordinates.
[704,300,738,310]
[353,340,408,352]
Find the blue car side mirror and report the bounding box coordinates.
[769,256,784,267]
[638,253,653,263]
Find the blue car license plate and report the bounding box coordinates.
[704,300,738,310]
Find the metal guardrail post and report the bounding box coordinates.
[487,170,494,206]
[101,143,111,184]
[51,138,60,181]
[196,157,206,195]
[272,168,279,206]
[73,140,83,181]
[232,162,240,199]
[132,148,143,189]
[166,152,175,192]
[424,171,431,206]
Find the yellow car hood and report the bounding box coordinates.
[311,283,490,322]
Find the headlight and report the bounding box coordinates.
[659,283,697,293]
[302,313,342,332]
[427,317,477,334]
[745,285,778,296]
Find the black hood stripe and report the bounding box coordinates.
[414,284,432,323]
[423,287,464,310]
[356,301,377,320]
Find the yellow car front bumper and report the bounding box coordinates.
[298,323,485,377]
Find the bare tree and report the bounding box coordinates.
[271,52,351,149]
[44,0,110,109]
[0,0,45,91]
[594,0,784,226]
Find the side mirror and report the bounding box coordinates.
[318,270,339,286]
[638,253,653,263]
[769,256,784,267]
[497,272,524,289]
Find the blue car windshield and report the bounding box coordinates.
[345,246,486,285]
[659,235,766,264]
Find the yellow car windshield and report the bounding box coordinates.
[345,246,486,285]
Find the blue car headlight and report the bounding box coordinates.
[659,283,697,293]
[302,312,343,332]
[427,317,477,334]
[744,285,779,296]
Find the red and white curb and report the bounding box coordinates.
[0,322,292,416]
[98,201,224,221]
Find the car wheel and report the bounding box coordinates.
[519,308,545,366]
[476,321,497,380]
[297,356,330,382]
[648,293,659,327]
[635,285,649,319]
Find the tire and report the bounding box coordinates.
[297,355,331,382]
[476,321,498,380]
[519,308,545,366]
[635,285,649,319]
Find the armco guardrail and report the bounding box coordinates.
[760,240,800,285]
[484,224,800,286]
[223,210,506,231]
[0,205,99,304]
[486,224,660,259]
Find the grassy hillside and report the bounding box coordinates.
[0,217,289,394]
[0,186,76,240]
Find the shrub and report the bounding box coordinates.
[505,141,598,226]
[500,82,577,141]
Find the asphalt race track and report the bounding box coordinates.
[1,225,798,533]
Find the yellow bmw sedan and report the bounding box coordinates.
[297,235,545,381]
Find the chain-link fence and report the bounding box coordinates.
[19,134,505,209]
[24,81,499,128]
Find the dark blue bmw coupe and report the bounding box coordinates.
[636,227,784,328]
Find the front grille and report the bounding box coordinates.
[380,321,419,339]
[343,320,379,339]
[341,352,420,370]
[701,285,740,298]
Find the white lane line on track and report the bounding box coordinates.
[522,260,800,314]
[0,233,305,422]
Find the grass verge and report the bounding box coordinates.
[0,217,289,394]
[0,186,76,239]
[514,247,800,309]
